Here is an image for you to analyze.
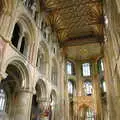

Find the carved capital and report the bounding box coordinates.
[0,72,8,81]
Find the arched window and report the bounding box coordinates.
[82,63,91,76]
[103,81,106,92]
[11,23,29,57]
[11,23,20,48]
[66,61,75,75]
[101,60,104,71]
[97,59,104,73]
[100,79,106,93]
[0,89,6,111]
[68,81,74,94]
[85,108,95,120]
[83,80,92,96]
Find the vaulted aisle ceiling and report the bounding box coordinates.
[41,0,104,60]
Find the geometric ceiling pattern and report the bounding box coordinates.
[66,43,101,60]
[41,0,104,60]
[41,0,104,42]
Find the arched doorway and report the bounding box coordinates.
[30,79,47,120]
[0,62,28,119]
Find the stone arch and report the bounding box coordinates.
[36,41,49,74]
[0,0,16,14]
[0,57,31,119]
[14,6,37,43]
[35,79,47,100]
[50,89,57,103]
[2,56,31,89]
[30,79,47,120]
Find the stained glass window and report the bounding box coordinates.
[83,80,92,96]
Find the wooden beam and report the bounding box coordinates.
[60,36,103,47]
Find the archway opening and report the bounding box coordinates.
[30,80,47,120]
[0,64,23,119]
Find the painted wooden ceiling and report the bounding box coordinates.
[41,0,104,60]
[41,0,103,41]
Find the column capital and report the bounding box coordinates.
[0,72,8,80]
[18,88,34,94]
[37,97,49,103]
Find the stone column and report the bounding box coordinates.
[74,60,82,120]
[0,72,8,82]
[92,61,102,120]
[0,72,8,120]
[64,59,70,120]
[14,89,33,120]
[104,47,116,120]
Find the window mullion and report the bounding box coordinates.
[17,33,24,50]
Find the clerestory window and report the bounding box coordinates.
[82,63,91,76]
[68,81,74,94]
[66,61,75,75]
[97,59,104,73]
[83,80,92,96]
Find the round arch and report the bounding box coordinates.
[0,0,16,14]
[14,6,37,43]
[1,56,31,89]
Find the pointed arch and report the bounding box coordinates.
[35,79,47,99]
